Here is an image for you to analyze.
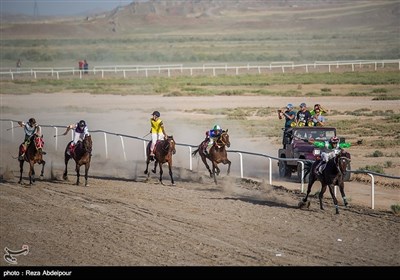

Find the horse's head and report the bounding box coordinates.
[167,135,176,155]
[83,135,93,154]
[217,129,230,148]
[336,150,351,175]
[33,134,44,151]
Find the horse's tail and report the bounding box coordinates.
[192,148,199,157]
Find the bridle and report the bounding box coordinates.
[216,132,229,147]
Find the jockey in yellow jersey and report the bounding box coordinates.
[149,111,168,159]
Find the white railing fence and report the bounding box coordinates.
[1,59,399,80]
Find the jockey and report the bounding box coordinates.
[62,120,90,155]
[18,118,42,160]
[203,124,223,155]
[312,136,351,175]
[149,111,167,160]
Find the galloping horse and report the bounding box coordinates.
[144,135,176,185]
[63,135,92,186]
[192,129,231,184]
[18,134,46,185]
[299,150,351,214]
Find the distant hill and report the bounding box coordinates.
[1,0,398,65]
[1,0,398,39]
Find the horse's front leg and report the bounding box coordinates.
[63,155,70,180]
[40,160,45,180]
[158,162,164,185]
[75,163,80,185]
[19,160,24,184]
[152,160,158,174]
[327,184,339,214]
[338,182,348,207]
[168,160,175,186]
[84,162,90,187]
[29,161,35,185]
[319,184,328,211]
[211,162,218,185]
[223,159,231,175]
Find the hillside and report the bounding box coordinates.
[0,0,398,65]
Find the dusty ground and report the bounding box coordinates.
[0,93,399,266]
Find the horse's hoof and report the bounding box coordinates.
[298,201,305,208]
[152,169,156,174]
[306,201,311,208]
[144,170,148,174]
[171,183,176,186]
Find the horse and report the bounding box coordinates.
[18,134,46,185]
[192,129,231,184]
[63,135,92,186]
[144,135,176,186]
[299,150,351,214]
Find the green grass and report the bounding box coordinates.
[2,71,400,95]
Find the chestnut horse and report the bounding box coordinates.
[299,150,351,214]
[192,129,231,184]
[144,135,176,186]
[18,134,45,185]
[63,135,92,186]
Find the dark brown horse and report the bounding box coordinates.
[299,150,351,214]
[63,135,92,186]
[192,129,231,184]
[144,135,176,186]
[18,134,45,185]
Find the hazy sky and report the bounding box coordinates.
[0,0,133,16]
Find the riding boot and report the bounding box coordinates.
[18,153,25,161]
[316,162,326,175]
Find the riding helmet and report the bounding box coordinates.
[286,103,294,110]
[213,124,221,131]
[79,120,86,127]
[28,118,36,125]
[300,103,307,108]
[330,136,340,144]
[152,111,160,117]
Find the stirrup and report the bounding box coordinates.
[18,154,24,160]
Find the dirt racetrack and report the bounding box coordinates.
[1,93,399,266]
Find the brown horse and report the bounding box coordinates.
[63,135,92,186]
[192,129,231,184]
[18,134,46,185]
[299,150,351,214]
[144,135,176,185]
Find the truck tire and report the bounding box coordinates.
[279,160,291,178]
[297,162,310,183]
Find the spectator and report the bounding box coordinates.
[278,103,296,130]
[78,60,84,71]
[311,108,325,126]
[16,59,22,71]
[310,104,328,116]
[296,103,312,126]
[83,60,89,74]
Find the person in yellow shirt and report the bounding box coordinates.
[149,111,168,159]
